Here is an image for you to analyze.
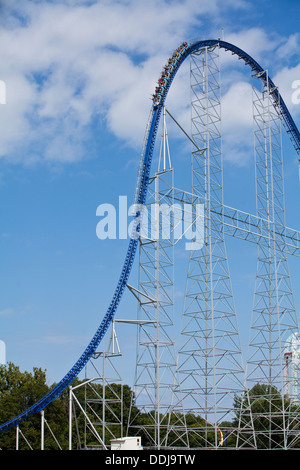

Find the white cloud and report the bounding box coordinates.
[216,29,300,166]
[224,28,281,60]
[276,33,300,62]
[221,81,254,166]
[274,63,300,117]
[0,0,210,162]
[0,1,299,167]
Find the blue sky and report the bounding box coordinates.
[0,0,300,386]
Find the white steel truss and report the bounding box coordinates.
[69,322,123,450]
[128,46,300,450]
[127,113,188,449]
[239,72,300,449]
[175,46,253,449]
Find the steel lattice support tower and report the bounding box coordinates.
[127,115,188,449]
[79,322,123,449]
[240,72,300,449]
[175,46,253,448]
[127,45,300,451]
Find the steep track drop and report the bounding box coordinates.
[0,39,299,433]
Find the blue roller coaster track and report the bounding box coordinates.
[0,39,299,434]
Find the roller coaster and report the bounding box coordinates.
[1,39,300,448]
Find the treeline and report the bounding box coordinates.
[0,362,300,450]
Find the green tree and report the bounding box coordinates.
[0,362,69,450]
[0,363,141,451]
[233,383,300,449]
